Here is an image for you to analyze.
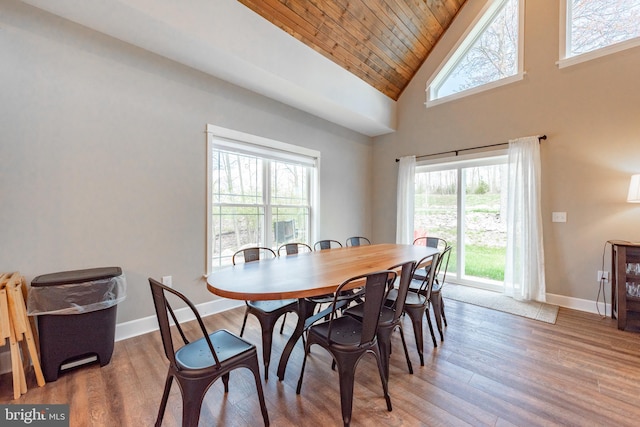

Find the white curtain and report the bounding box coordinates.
[396,156,416,244]
[504,136,546,301]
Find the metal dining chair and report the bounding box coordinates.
[148,278,269,427]
[296,270,394,427]
[277,242,312,256]
[343,260,417,380]
[412,237,451,336]
[345,236,371,246]
[233,247,298,380]
[386,252,440,365]
[313,239,343,250]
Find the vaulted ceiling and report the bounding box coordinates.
[238,0,467,100]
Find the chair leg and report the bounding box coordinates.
[440,296,447,326]
[335,353,358,426]
[405,306,429,366]
[248,353,270,426]
[397,324,413,375]
[296,341,311,394]
[240,307,249,337]
[258,315,279,381]
[371,345,392,413]
[425,308,438,348]
[376,327,393,381]
[176,377,211,427]
[155,373,174,427]
[279,313,287,334]
[222,373,230,393]
[430,297,444,341]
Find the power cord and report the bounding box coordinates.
[596,241,610,318]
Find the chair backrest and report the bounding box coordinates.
[278,242,312,256]
[232,247,277,264]
[148,278,221,370]
[412,252,440,299]
[434,246,452,284]
[345,236,371,247]
[413,236,448,250]
[314,239,343,250]
[327,270,395,346]
[386,261,417,323]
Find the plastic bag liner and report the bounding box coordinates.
[27,267,127,316]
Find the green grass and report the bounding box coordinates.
[447,245,505,282]
[466,245,505,281]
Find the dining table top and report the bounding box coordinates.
[206,243,439,301]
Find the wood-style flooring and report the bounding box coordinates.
[2,299,640,426]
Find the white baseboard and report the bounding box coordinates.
[0,298,244,375]
[545,292,611,317]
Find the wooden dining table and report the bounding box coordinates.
[206,243,439,380]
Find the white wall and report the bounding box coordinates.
[372,0,640,305]
[0,0,373,324]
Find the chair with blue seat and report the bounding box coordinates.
[148,278,269,427]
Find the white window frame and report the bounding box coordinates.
[416,149,508,291]
[558,0,640,68]
[425,0,525,108]
[205,124,320,274]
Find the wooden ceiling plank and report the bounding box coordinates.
[362,0,429,61]
[404,0,446,42]
[307,0,416,79]
[288,0,410,90]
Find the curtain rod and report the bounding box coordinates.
[395,135,547,162]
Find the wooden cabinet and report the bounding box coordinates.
[611,240,640,330]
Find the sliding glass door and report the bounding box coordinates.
[415,153,508,290]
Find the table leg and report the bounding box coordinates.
[277,298,316,381]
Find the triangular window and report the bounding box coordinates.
[426,0,524,106]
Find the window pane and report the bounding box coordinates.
[272,207,310,246]
[271,161,308,205]
[212,151,262,204]
[415,169,458,275]
[436,0,519,98]
[211,205,264,267]
[569,0,640,56]
[462,164,507,282]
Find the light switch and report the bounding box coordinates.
[552,212,567,223]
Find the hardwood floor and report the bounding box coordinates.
[2,299,640,426]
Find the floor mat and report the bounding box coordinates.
[442,283,559,324]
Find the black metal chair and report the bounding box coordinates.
[313,239,343,250]
[277,242,312,256]
[428,246,452,340]
[343,260,417,380]
[385,252,440,366]
[233,247,298,380]
[148,278,269,427]
[345,236,371,247]
[296,270,394,427]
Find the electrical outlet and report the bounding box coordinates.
[597,271,609,282]
[162,275,173,287]
[552,212,567,222]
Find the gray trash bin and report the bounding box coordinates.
[27,267,127,381]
